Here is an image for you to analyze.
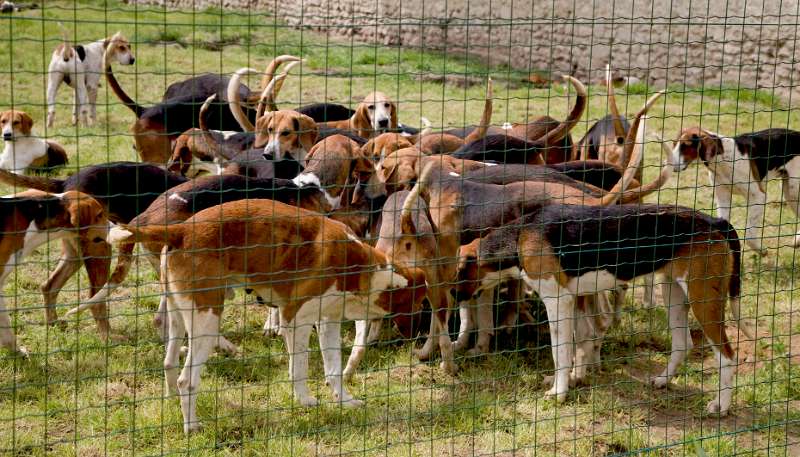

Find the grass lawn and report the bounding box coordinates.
[0,1,798,455]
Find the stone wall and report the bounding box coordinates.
[129,0,800,99]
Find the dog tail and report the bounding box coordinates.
[530,75,587,148]
[228,67,258,132]
[606,64,627,142]
[600,90,664,205]
[56,22,73,61]
[400,163,433,235]
[714,219,755,339]
[0,167,65,193]
[104,43,144,117]
[197,94,226,160]
[465,77,493,144]
[62,239,136,318]
[107,223,185,249]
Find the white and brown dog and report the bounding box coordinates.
[0,190,107,356]
[0,110,68,173]
[671,127,800,254]
[114,199,426,434]
[46,31,135,127]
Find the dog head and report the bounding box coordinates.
[375,264,427,339]
[353,92,397,136]
[0,110,33,141]
[452,238,483,302]
[671,127,723,172]
[300,134,369,209]
[376,147,423,194]
[61,191,108,244]
[105,31,135,65]
[255,110,318,163]
[361,132,414,166]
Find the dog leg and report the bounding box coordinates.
[75,74,90,126]
[652,280,691,388]
[283,310,318,407]
[365,319,383,344]
[82,240,112,339]
[145,252,170,341]
[263,307,281,337]
[414,311,439,361]
[432,287,456,374]
[177,307,219,435]
[744,185,768,254]
[163,295,185,397]
[87,85,98,126]
[781,172,800,247]
[468,290,494,356]
[343,319,369,382]
[453,300,473,352]
[46,70,63,128]
[537,277,575,403]
[571,296,596,384]
[41,239,82,328]
[0,295,27,356]
[319,318,362,407]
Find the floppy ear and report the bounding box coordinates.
[19,112,33,136]
[390,102,398,129]
[698,133,722,163]
[67,196,100,228]
[361,138,377,160]
[296,114,318,152]
[353,102,372,134]
[253,112,274,148]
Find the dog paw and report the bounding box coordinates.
[183,421,204,435]
[543,386,567,403]
[706,399,729,416]
[413,347,433,361]
[650,375,670,389]
[338,397,364,408]
[440,360,458,375]
[298,396,319,407]
[466,346,488,357]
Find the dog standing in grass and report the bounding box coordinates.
[46,30,135,127]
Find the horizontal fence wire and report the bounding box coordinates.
[0,1,797,455]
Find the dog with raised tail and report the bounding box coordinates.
[112,199,426,434]
[46,29,134,127]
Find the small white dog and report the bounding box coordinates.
[46,30,135,127]
[0,110,68,173]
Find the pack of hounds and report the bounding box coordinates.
[2,30,797,434]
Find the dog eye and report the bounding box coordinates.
[92,237,104,243]
[12,121,19,125]
[281,130,290,136]
[405,242,412,251]
[368,105,375,110]
[384,103,390,108]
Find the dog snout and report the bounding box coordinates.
[378,118,389,128]
[2,132,12,141]
[128,56,135,65]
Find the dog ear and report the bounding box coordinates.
[67,194,102,229]
[353,102,372,135]
[253,112,274,148]
[19,112,33,136]
[390,102,398,129]
[296,114,318,153]
[361,137,377,160]
[698,133,722,163]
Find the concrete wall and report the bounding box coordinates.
[129,0,800,99]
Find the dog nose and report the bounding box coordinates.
[378,119,389,128]
[129,57,135,64]
[2,133,12,141]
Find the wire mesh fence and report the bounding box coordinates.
[0,1,798,455]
